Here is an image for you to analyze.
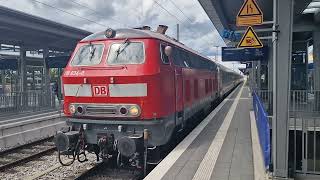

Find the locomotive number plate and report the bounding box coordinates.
[92,85,108,97]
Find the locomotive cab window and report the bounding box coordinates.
[71,44,104,66]
[107,42,145,65]
[160,44,170,64]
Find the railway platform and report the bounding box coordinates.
[0,109,65,151]
[145,82,267,180]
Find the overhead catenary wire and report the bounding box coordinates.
[68,0,130,28]
[29,0,108,28]
[153,0,212,41]
[167,0,194,24]
[29,0,220,57]
[152,0,218,51]
[152,0,184,24]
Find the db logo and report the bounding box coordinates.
[92,85,108,96]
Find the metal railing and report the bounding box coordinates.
[290,90,320,115]
[0,91,58,113]
[254,90,273,115]
[252,91,271,170]
[252,88,320,175]
[289,117,320,175]
[253,90,320,116]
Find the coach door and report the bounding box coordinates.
[217,66,222,97]
[174,67,184,128]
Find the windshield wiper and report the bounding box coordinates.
[115,38,130,59]
[89,43,96,61]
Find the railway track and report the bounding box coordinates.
[74,163,142,180]
[0,138,56,172]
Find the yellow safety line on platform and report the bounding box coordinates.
[192,81,245,180]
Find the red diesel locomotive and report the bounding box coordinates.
[54,25,242,168]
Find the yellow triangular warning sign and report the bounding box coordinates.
[237,0,263,26]
[238,26,263,48]
[238,0,262,16]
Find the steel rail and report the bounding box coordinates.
[0,138,56,171]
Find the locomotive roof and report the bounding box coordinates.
[81,28,241,76]
[81,28,209,61]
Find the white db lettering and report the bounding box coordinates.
[94,87,100,95]
[100,87,107,95]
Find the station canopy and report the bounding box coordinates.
[198,0,316,44]
[0,55,70,70]
[0,5,91,51]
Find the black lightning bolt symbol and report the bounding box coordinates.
[247,4,253,14]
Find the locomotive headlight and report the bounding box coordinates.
[105,28,116,38]
[129,105,140,116]
[77,106,84,114]
[69,104,76,114]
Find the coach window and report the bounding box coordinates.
[172,48,183,67]
[182,51,190,68]
[160,44,170,64]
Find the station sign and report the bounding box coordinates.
[222,46,268,62]
[238,26,263,48]
[237,0,263,26]
[222,29,241,42]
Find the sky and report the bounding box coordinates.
[0,0,241,72]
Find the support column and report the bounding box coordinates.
[252,61,257,89]
[19,45,27,108]
[268,46,273,113]
[313,32,320,110]
[1,70,5,94]
[19,46,27,93]
[42,48,51,107]
[249,61,255,88]
[272,0,293,178]
[43,48,50,92]
[257,61,261,90]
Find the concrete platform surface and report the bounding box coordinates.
[145,83,266,180]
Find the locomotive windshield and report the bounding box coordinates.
[107,42,144,65]
[71,44,104,66]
